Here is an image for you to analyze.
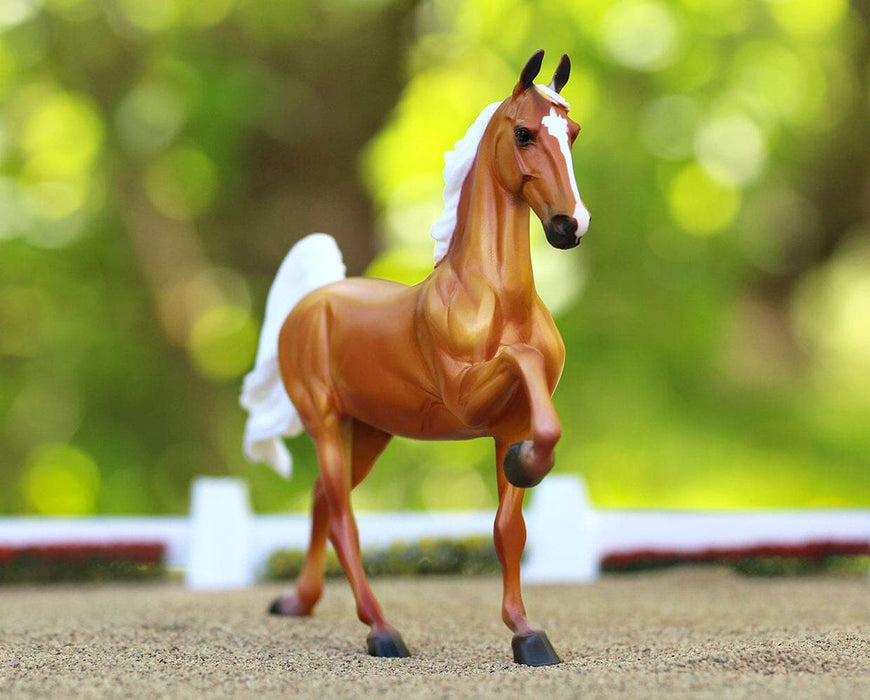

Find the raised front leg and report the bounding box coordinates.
[457,344,561,488]
[494,441,562,666]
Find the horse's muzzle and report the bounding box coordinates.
[544,215,580,249]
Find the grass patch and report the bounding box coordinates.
[266,536,499,580]
[729,555,869,577]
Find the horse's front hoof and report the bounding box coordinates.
[511,630,562,666]
[503,442,544,488]
[268,593,309,617]
[367,629,411,658]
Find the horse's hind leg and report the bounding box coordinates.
[269,477,330,616]
[494,441,562,666]
[270,421,392,618]
[314,415,408,657]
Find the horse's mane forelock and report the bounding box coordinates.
[430,101,502,264]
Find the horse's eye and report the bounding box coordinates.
[514,127,533,146]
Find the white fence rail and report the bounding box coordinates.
[1,475,867,588]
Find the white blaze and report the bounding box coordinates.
[541,107,591,236]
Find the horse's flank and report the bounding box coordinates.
[278,277,475,441]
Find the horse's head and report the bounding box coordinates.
[492,50,591,249]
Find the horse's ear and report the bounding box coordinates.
[513,49,544,97]
[549,54,571,94]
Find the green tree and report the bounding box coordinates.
[0,0,419,514]
[1,0,867,515]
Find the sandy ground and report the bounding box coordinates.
[0,568,867,698]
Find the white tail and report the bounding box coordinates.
[240,233,346,477]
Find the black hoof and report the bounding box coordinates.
[512,630,562,666]
[367,629,411,658]
[503,442,543,489]
[268,594,306,616]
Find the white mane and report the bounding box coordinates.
[430,101,501,263]
[430,86,572,264]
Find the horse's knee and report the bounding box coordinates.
[535,421,561,451]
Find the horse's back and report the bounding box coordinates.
[283,276,418,334]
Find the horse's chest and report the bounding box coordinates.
[443,291,503,360]
[427,287,560,368]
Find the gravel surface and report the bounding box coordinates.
[1,568,867,698]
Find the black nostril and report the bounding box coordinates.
[551,215,578,238]
[544,214,582,249]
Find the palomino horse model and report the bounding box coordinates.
[241,50,591,666]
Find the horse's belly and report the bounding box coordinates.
[332,334,477,440]
[344,387,478,440]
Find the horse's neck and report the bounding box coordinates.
[442,157,535,303]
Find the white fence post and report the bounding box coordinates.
[523,474,599,583]
[185,477,255,590]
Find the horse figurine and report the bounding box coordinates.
[241,50,590,666]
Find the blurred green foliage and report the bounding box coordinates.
[728,555,869,577]
[0,542,165,582]
[0,0,867,516]
[600,555,870,576]
[266,536,499,579]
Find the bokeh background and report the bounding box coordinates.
[0,0,867,517]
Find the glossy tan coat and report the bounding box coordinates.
[271,51,587,665]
